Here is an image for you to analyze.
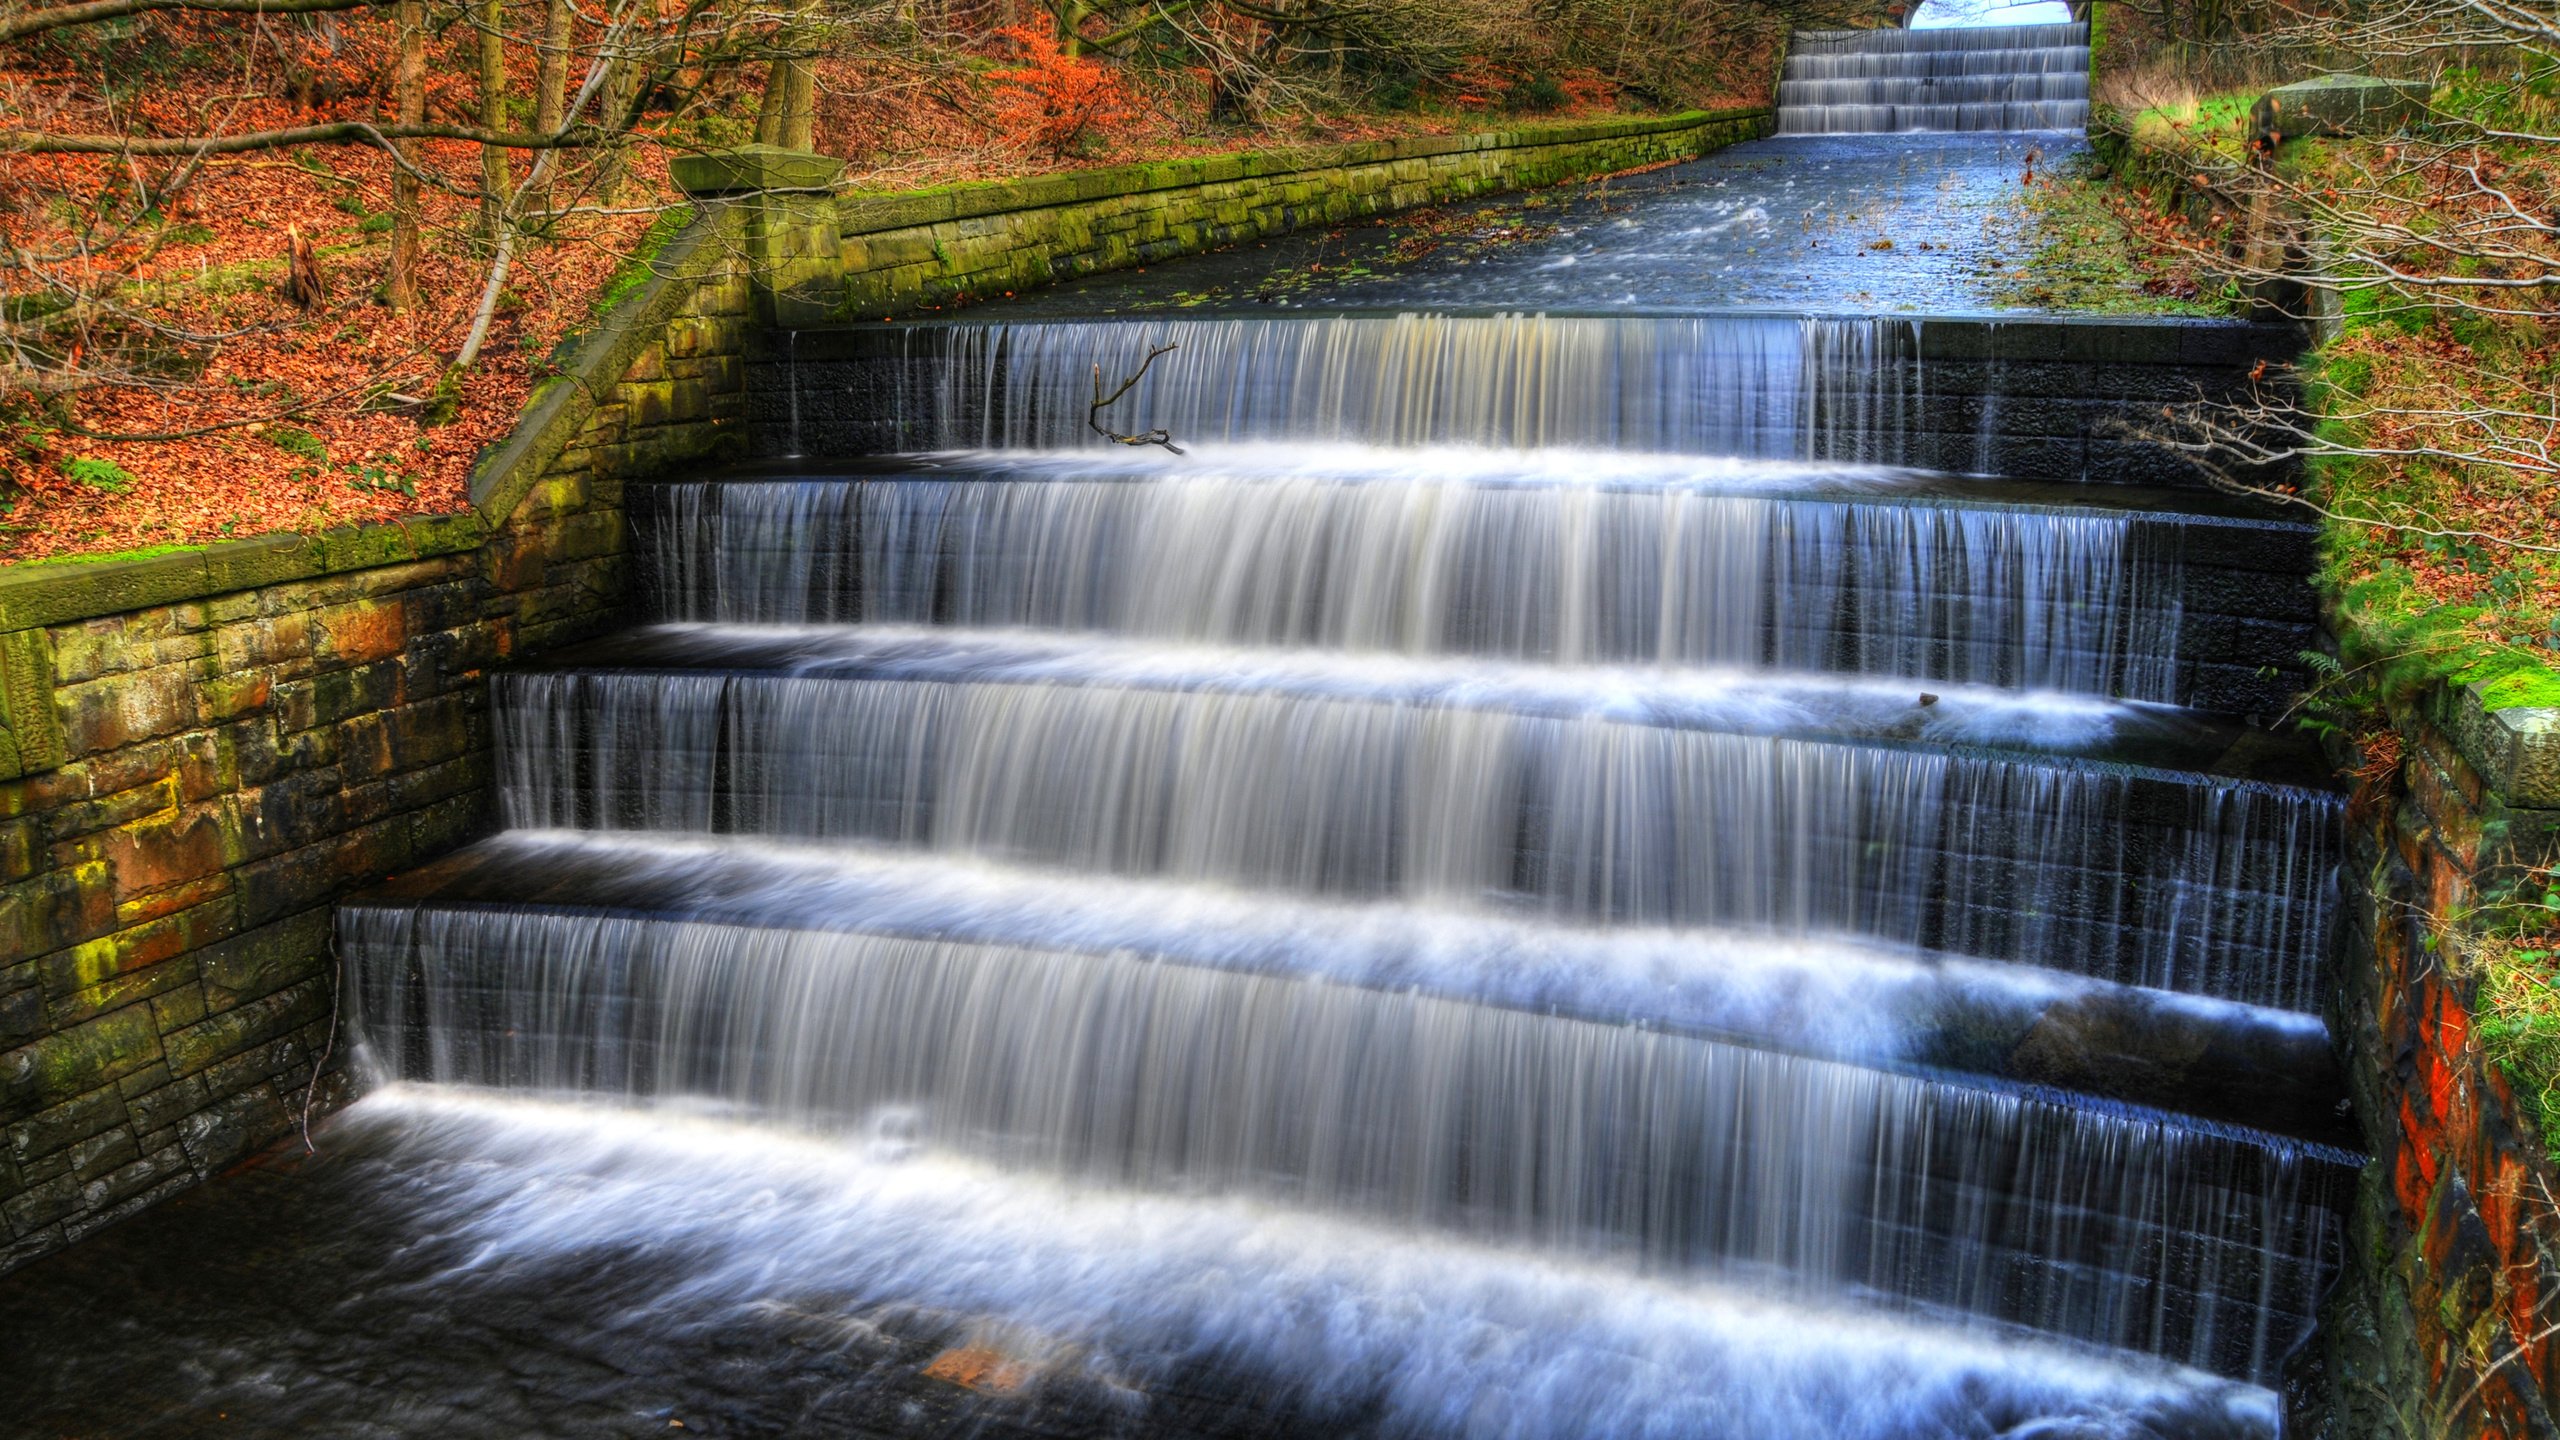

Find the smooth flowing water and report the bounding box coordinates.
[7,42,2351,1440]
[1779,22,2092,134]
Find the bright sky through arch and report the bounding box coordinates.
[1911,0,2074,25]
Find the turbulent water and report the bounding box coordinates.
[335,1089,2288,1440]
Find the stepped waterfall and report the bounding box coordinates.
[1779,22,2093,134]
[334,297,2353,1431]
[4,54,2353,1440]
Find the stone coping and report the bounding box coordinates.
[831,109,1770,237]
[2437,683,2560,811]
[844,309,2305,367]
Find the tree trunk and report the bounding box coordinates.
[384,0,426,311]
[755,0,819,150]
[1055,0,1087,57]
[532,0,570,223]
[478,0,511,243]
[594,31,641,195]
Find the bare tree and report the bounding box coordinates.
[2118,1,2560,573]
[0,0,856,440]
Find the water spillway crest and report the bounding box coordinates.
[1779,22,2093,134]
[326,233,2346,1430]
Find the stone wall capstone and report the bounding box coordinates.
[823,110,1772,315]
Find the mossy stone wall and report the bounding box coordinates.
[2321,686,2560,1438]
[0,215,758,1271]
[825,110,1771,314]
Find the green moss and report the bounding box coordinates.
[2461,652,2560,711]
[18,541,198,567]
[592,204,698,318]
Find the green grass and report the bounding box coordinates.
[2122,92,2257,164]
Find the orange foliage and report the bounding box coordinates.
[986,25,1139,160]
[0,8,662,562]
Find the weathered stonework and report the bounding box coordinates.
[823,109,1771,315]
[0,213,759,1271]
[2321,688,2560,1439]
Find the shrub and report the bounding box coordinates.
[62,457,134,492]
[988,26,1138,160]
[266,426,328,462]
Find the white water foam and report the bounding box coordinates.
[345,1087,2281,1440]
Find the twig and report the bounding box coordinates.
[299,929,343,1155]
[1088,342,1185,453]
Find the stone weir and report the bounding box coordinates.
[761,312,2303,494]
[749,314,2320,713]
[1779,21,2093,135]
[341,289,2363,1433]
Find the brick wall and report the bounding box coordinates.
[2323,688,2560,1438]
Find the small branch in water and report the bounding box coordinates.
[300,931,344,1155]
[1089,343,1185,454]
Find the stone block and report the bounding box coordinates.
[672,145,848,198]
[197,910,330,1013]
[4,1081,123,1165]
[2,1003,160,1118]
[97,803,235,904]
[175,1081,292,1175]
[161,976,326,1080]
[2251,75,2432,149]
[230,820,410,929]
[38,900,231,1027]
[273,661,399,735]
[122,1071,208,1137]
[309,598,408,667]
[53,665,196,759]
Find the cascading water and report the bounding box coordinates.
[487,659,2336,1008]
[168,116,2363,1439]
[638,469,2194,701]
[1778,22,2093,134]
[855,314,1928,460]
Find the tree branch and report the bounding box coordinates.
[0,0,381,45]
[1,120,599,157]
[1088,343,1185,453]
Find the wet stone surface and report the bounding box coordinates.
[990,133,2073,319]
